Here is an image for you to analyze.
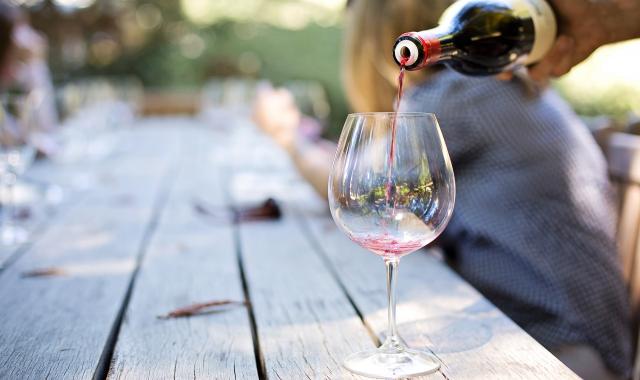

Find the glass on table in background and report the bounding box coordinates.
[46,77,139,191]
[201,77,263,112]
[55,77,138,162]
[283,80,330,123]
[329,112,455,378]
[0,92,38,246]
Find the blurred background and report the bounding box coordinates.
[9,0,640,138]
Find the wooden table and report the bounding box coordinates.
[0,117,578,379]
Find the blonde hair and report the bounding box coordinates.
[342,0,453,112]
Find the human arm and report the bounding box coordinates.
[252,88,334,199]
[287,137,334,200]
[528,0,640,81]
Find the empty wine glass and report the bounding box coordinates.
[329,112,455,378]
[0,92,38,245]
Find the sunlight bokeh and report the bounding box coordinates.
[555,39,640,117]
[52,0,96,10]
[180,0,346,29]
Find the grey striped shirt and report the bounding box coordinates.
[404,69,632,377]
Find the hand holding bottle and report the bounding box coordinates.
[528,0,640,81]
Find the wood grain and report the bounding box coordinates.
[0,115,591,379]
[229,163,377,380]
[107,126,258,379]
[298,205,579,379]
[0,161,82,271]
[0,124,180,379]
[238,214,382,379]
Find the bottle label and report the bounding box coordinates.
[516,0,557,64]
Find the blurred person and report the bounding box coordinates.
[253,0,632,378]
[0,2,57,133]
[254,87,336,198]
[529,0,640,81]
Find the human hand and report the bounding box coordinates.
[528,0,640,82]
[252,87,301,152]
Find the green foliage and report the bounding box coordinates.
[75,21,349,139]
[554,81,640,117]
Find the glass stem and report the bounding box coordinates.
[382,257,403,352]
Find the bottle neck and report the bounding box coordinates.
[416,27,457,63]
[393,27,456,71]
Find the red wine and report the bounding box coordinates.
[385,58,408,205]
[393,0,556,75]
[350,234,425,257]
[395,59,408,115]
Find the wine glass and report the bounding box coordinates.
[0,92,38,245]
[328,112,455,378]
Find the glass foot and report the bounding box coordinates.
[343,347,440,379]
[1,226,28,246]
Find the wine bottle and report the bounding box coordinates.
[393,0,556,75]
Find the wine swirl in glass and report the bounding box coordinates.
[329,112,455,378]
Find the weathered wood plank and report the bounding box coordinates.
[0,109,143,270]
[226,126,442,379]
[0,211,50,271]
[237,208,376,379]
[0,162,82,271]
[299,207,579,379]
[0,124,180,380]
[108,126,258,379]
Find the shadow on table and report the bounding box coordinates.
[395,307,496,354]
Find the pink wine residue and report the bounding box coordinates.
[351,234,424,258]
[385,59,408,205]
